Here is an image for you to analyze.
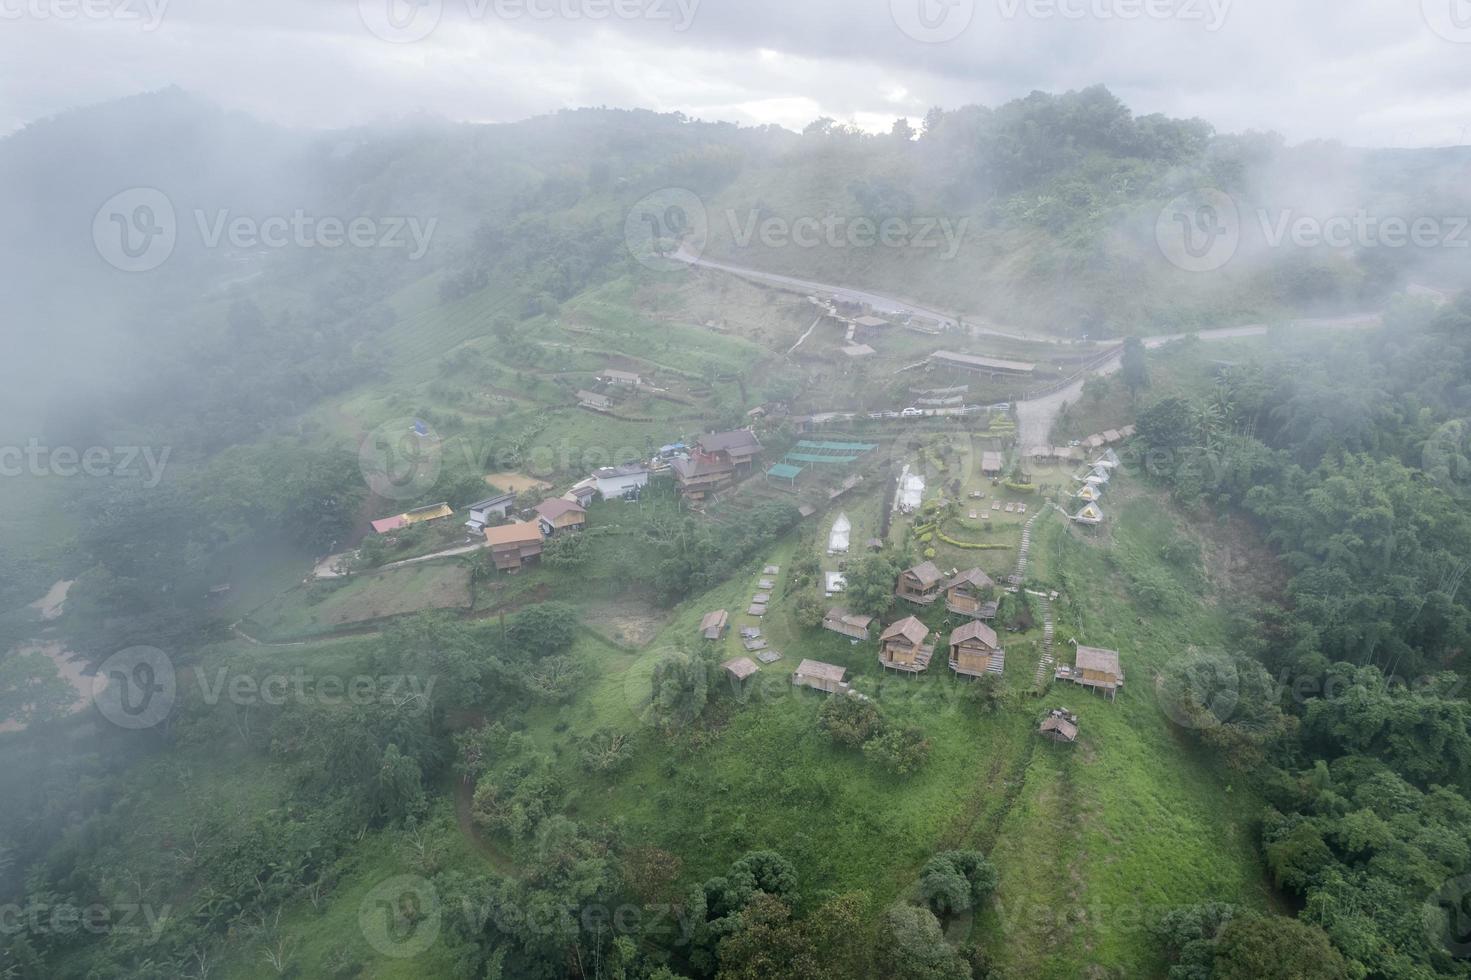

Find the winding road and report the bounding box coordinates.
[674,247,1384,449]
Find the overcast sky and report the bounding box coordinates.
[3,0,1470,146]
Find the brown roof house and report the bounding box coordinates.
[672,429,763,499]
[792,659,850,694]
[822,608,874,642]
[722,657,760,689]
[945,568,998,619]
[484,521,544,573]
[879,616,935,673]
[534,498,587,536]
[700,609,730,641]
[697,429,763,471]
[1057,644,1124,700]
[1039,708,1079,743]
[981,451,1005,477]
[896,561,945,605]
[949,620,1004,678]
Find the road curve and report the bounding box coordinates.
[674,246,1386,449]
[674,248,1051,344]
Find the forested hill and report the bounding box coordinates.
[6,86,1471,443]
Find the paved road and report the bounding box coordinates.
[677,246,1386,451]
[1014,314,1381,449]
[675,248,1052,344]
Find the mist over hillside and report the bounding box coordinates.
[5,84,1469,450]
[5,71,1471,980]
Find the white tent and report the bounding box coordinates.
[827,513,852,554]
[895,465,926,513]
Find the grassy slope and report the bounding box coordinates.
[507,476,1270,976]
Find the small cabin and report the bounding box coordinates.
[792,659,849,694]
[949,620,1004,678]
[1039,708,1079,743]
[879,616,935,673]
[722,657,760,686]
[981,451,1004,477]
[534,498,587,536]
[944,568,998,619]
[466,493,516,532]
[1057,645,1124,700]
[822,608,874,642]
[700,609,730,641]
[484,521,544,572]
[895,561,944,605]
[1076,483,1104,503]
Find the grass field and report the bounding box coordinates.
[242,560,474,641]
[484,473,1272,977]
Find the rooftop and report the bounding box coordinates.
[951,620,999,648]
[1075,645,1121,676]
[881,615,930,646]
[794,659,847,682]
[931,350,1037,374]
[534,498,586,521]
[484,522,543,546]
